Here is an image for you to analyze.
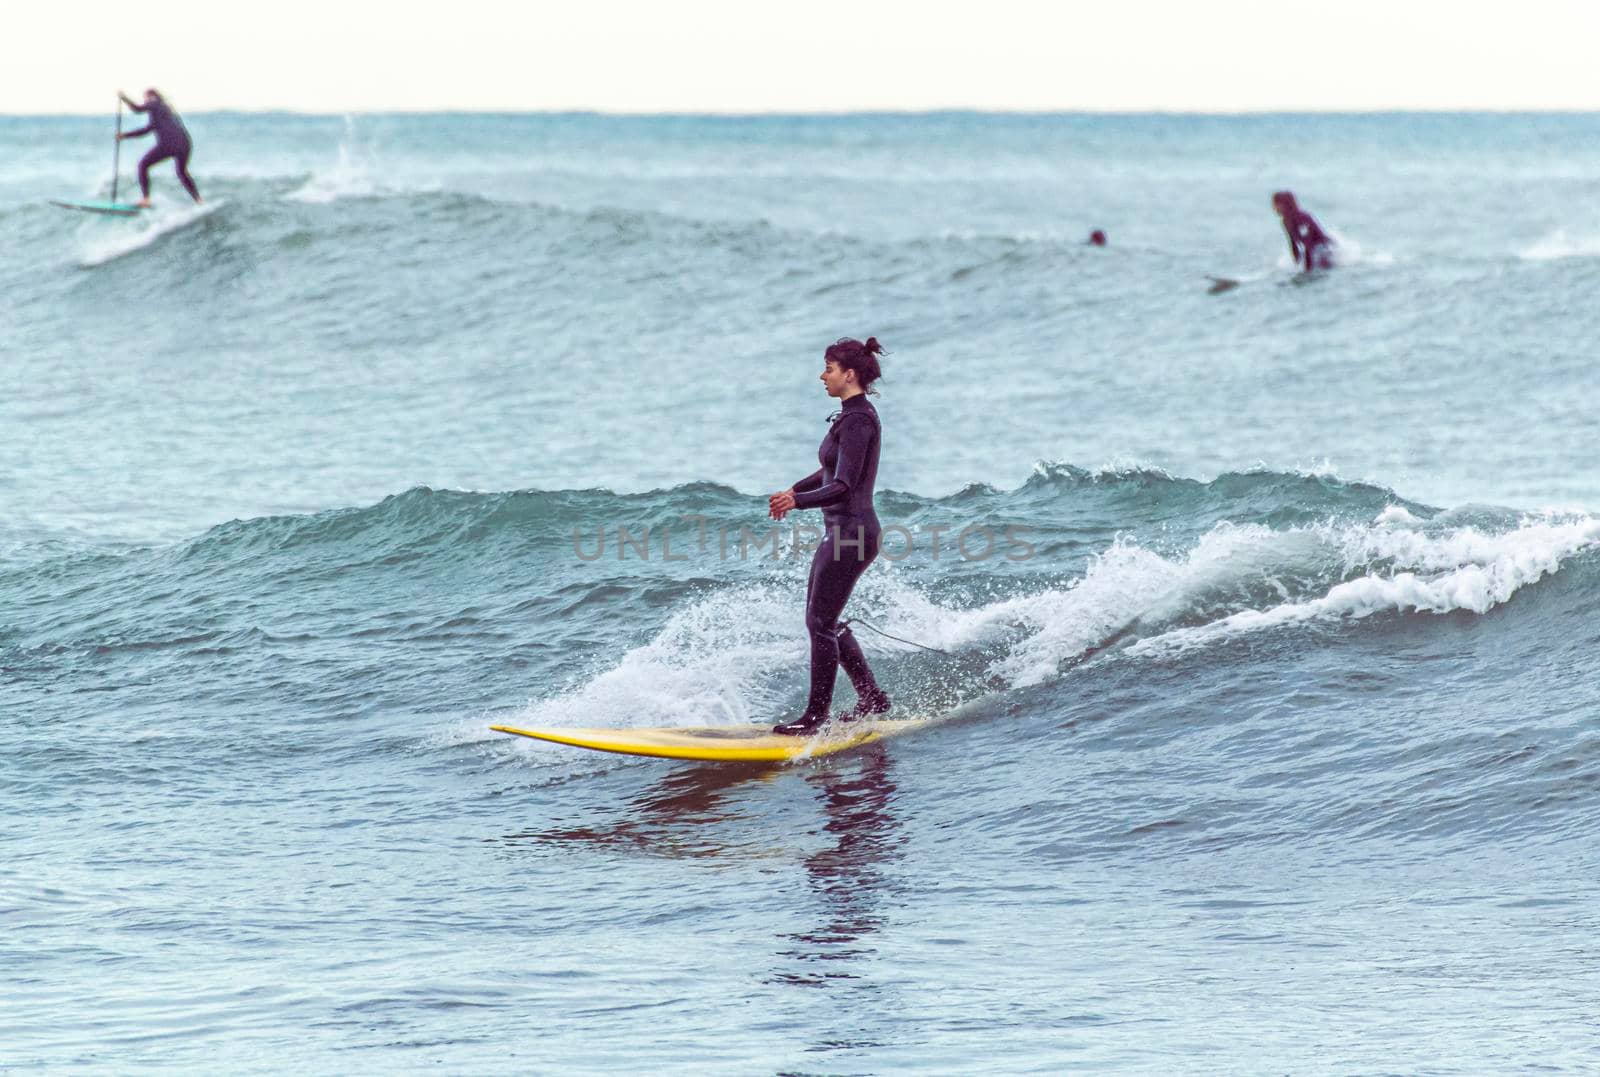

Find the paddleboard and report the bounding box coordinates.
[490,719,927,763]
[50,199,143,217]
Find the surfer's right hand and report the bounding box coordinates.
[768,489,795,520]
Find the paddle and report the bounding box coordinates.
[111,94,123,203]
[47,96,141,215]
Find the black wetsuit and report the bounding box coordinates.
[786,393,889,726]
[126,97,200,202]
[1283,209,1333,271]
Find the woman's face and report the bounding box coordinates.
[820,359,855,398]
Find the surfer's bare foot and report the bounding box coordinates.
[135,198,152,209]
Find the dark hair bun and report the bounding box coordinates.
[824,336,886,394]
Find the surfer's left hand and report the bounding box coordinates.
[768,490,795,520]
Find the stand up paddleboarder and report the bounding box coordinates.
[117,89,202,207]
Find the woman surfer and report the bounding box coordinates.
[1272,190,1333,271]
[767,337,893,736]
[117,89,202,207]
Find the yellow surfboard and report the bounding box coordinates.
[489,719,926,763]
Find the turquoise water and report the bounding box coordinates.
[5,112,1600,1072]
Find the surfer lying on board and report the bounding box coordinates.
[1272,190,1333,271]
[767,337,893,736]
[117,89,201,208]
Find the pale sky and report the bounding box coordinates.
[11,1,1600,113]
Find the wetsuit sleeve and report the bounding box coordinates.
[792,416,875,511]
[124,98,149,113]
[1296,220,1320,270]
[123,124,152,138]
[792,469,824,493]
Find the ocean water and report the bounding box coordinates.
[5,112,1600,1072]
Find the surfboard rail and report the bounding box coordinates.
[50,199,143,216]
[490,719,926,763]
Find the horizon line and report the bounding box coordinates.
[10,106,1600,119]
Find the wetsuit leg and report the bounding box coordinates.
[173,144,201,202]
[836,625,890,717]
[138,144,175,199]
[801,524,878,718]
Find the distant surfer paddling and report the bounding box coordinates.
[1272,190,1333,271]
[767,337,893,736]
[117,89,202,207]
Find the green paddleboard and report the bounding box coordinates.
[50,199,143,216]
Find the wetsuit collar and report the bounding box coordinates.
[840,394,871,412]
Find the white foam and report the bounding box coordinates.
[970,541,1180,688]
[287,115,380,203]
[1270,228,1393,271]
[1325,229,1397,268]
[479,511,1599,759]
[480,563,995,764]
[1131,516,1600,658]
[287,150,374,204]
[1518,229,1600,261]
[493,579,802,738]
[1376,504,1421,526]
[1072,459,1176,484]
[960,513,1599,680]
[982,523,1332,687]
[1289,457,1341,479]
[76,200,224,268]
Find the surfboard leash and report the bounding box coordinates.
[839,617,953,657]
